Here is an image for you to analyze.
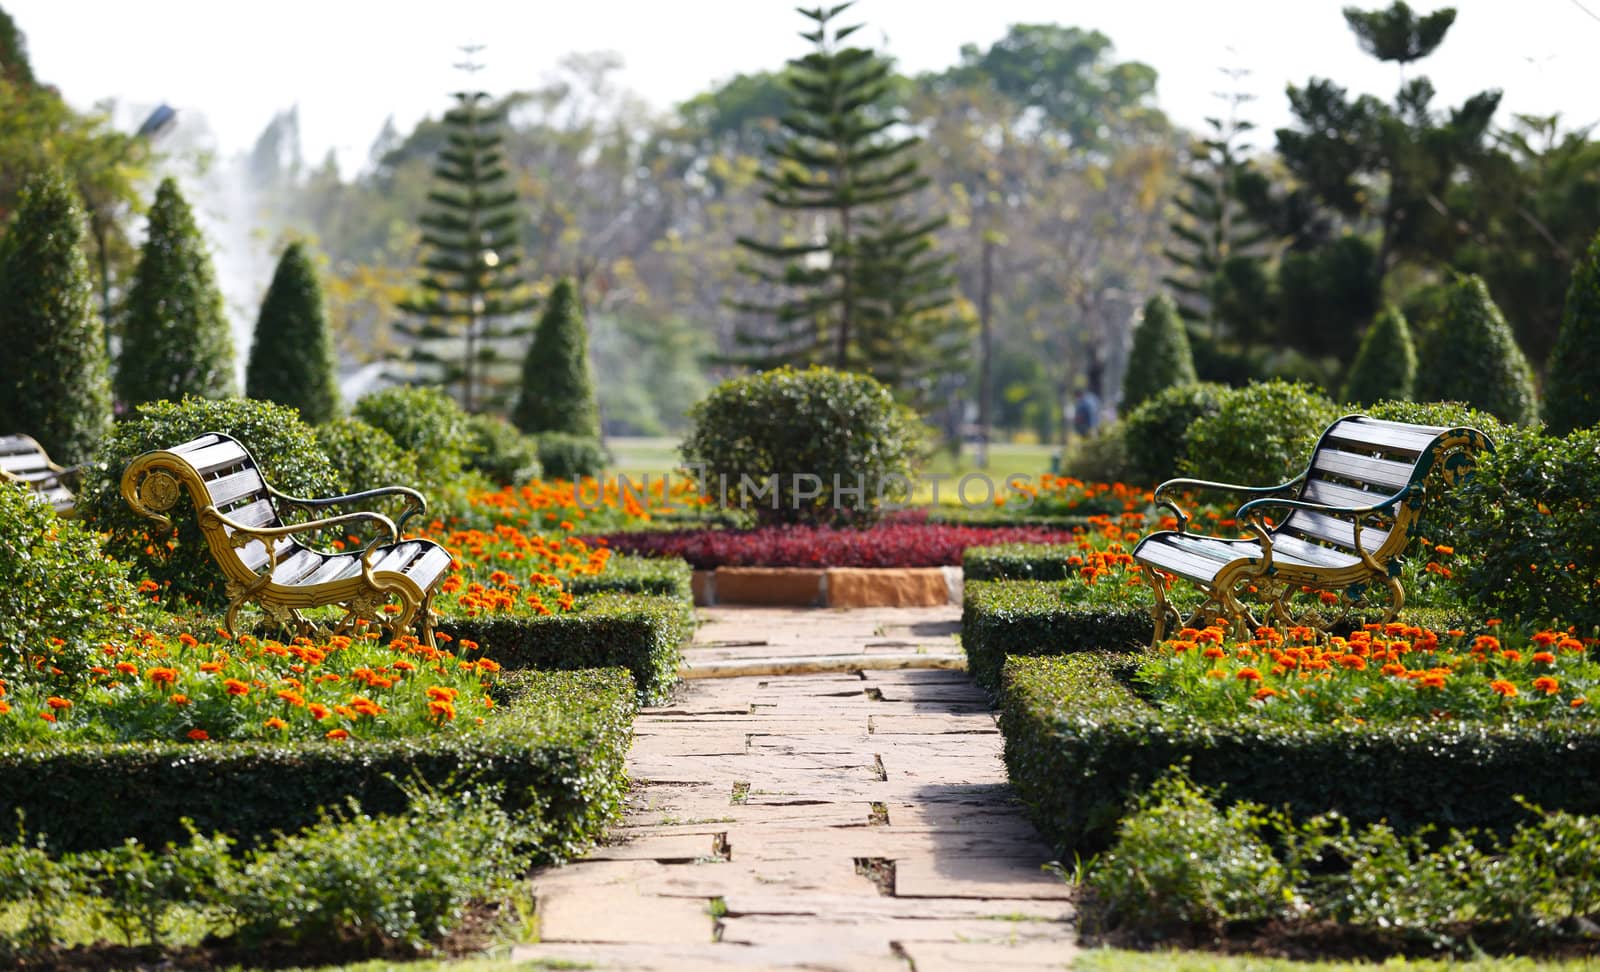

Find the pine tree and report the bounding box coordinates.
[1417,274,1538,424]
[396,51,535,414]
[1120,293,1198,410]
[0,171,111,463]
[246,242,339,424]
[1544,229,1600,434]
[0,4,35,87]
[1340,306,1417,406]
[512,278,599,438]
[116,177,236,407]
[733,2,959,392]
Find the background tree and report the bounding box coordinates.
[1417,274,1538,425]
[1339,305,1416,405]
[1543,230,1600,434]
[0,171,111,462]
[512,277,599,438]
[1120,293,1197,410]
[732,2,959,394]
[395,50,536,414]
[246,241,339,424]
[116,177,236,406]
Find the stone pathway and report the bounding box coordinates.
[511,606,1078,971]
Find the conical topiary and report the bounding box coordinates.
[1121,293,1198,410]
[1416,274,1537,425]
[1340,305,1417,406]
[117,177,237,407]
[246,242,339,424]
[1544,230,1600,435]
[512,278,599,438]
[0,172,112,463]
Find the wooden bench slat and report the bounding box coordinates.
[1325,418,1439,455]
[1301,478,1388,510]
[371,542,424,576]
[1311,448,1416,491]
[1135,539,1232,584]
[207,468,269,507]
[402,546,453,588]
[297,554,365,586]
[1268,534,1363,570]
[179,441,254,478]
[270,548,325,585]
[226,498,280,530]
[171,434,230,454]
[0,453,50,473]
[1280,510,1390,552]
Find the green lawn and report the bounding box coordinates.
[1078,948,1600,972]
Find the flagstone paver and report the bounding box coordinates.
[512,605,1078,971]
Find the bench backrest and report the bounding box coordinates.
[0,434,74,514]
[121,433,289,585]
[1274,415,1491,564]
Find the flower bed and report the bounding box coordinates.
[446,475,711,532]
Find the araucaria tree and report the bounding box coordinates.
[116,177,236,407]
[0,171,111,462]
[246,241,340,424]
[1543,230,1600,434]
[1120,293,1197,410]
[513,277,599,438]
[733,2,961,395]
[396,57,535,414]
[1340,306,1417,405]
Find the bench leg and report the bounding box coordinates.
[1143,563,1180,646]
[416,589,439,651]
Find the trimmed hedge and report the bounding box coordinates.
[566,554,693,602]
[440,593,690,705]
[0,668,634,856]
[962,544,1080,582]
[961,579,1151,690]
[1000,653,1600,854]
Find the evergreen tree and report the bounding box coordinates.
[0,4,35,87]
[733,2,959,391]
[1544,230,1600,434]
[0,171,111,462]
[396,52,535,414]
[1340,306,1417,406]
[1121,293,1198,410]
[116,177,236,406]
[246,241,339,424]
[1417,274,1538,424]
[512,278,599,438]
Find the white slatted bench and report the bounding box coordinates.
[1132,415,1492,641]
[120,433,453,646]
[1,434,79,515]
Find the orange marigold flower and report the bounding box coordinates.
[1573,698,1588,709]
[1532,676,1560,695]
[45,696,72,710]
[264,717,288,730]
[198,661,222,673]
[1338,655,1367,670]
[1490,679,1518,698]
[1473,636,1501,652]
[38,711,55,722]
[1532,631,1559,646]
[1532,652,1556,665]
[1419,673,1448,689]
[427,699,457,721]
[325,728,350,740]
[0,700,10,715]
[1236,668,1263,682]
[1433,545,1455,556]
[170,693,190,706]
[178,633,198,647]
[1499,649,1523,663]
[1202,647,1225,660]
[223,678,250,696]
[307,703,331,720]
[186,729,209,741]
[426,685,460,702]
[1206,669,1227,680]
[148,667,179,686]
[114,661,139,676]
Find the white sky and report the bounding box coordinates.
[12,0,1600,173]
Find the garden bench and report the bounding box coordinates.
[120,432,453,647]
[0,433,79,515]
[1131,415,1492,642]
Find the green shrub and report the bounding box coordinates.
[116,178,236,407]
[1340,306,1417,406]
[681,366,920,526]
[0,668,634,855]
[1061,423,1132,484]
[999,653,1600,853]
[0,828,83,952]
[1416,274,1539,426]
[0,171,112,465]
[565,554,693,602]
[0,483,144,688]
[439,593,690,706]
[1365,399,1512,557]
[1544,229,1600,435]
[962,580,1151,690]
[963,544,1081,582]
[1179,379,1341,486]
[78,397,340,609]
[245,242,340,425]
[352,385,468,490]
[1082,769,1291,931]
[229,782,531,951]
[464,413,539,486]
[1119,293,1197,411]
[512,277,600,439]
[315,416,421,496]
[536,432,606,481]
[1454,424,1600,631]
[1119,382,1229,486]
[84,827,233,947]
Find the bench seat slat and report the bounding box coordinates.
[0,453,51,474]
[1279,510,1389,552]
[1135,538,1232,584]
[1311,448,1416,491]
[207,468,268,507]
[1267,534,1362,570]
[371,542,424,576]
[270,548,325,586]
[1301,478,1389,510]
[401,546,453,588]
[297,554,365,586]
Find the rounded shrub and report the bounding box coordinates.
[0,171,112,465]
[1180,380,1341,486]
[246,241,340,425]
[535,432,605,482]
[1415,274,1538,426]
[1120,293,1198,411]
[352,386,469,490]
[78,397,340,608]
[513,277,600,439]
[1544,229,1600,435]
[0,482,143,688]
[681,366,921,525]
[315,417,421,495]
[1062,423,1133,485]
[464,414,540,486]
[1340,305,1417,406]
[1120,382,1229,487]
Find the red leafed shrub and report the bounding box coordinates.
[589,516,1084,569]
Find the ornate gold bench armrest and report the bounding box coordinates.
[269,484,428,533]
[1153,474,1304,536]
